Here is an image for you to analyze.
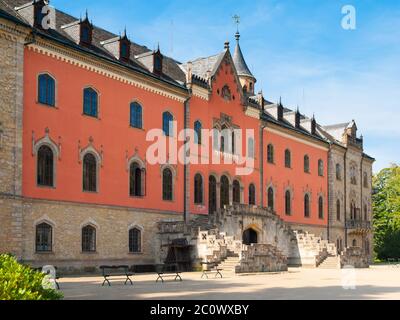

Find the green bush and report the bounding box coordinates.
[0,254,63,300]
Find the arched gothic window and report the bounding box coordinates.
[304,194,310,218]
[83,153,97,192]
[304,155,310,173]
[194,121,202,145]
[82,225,96,252]
[285,149,291,168]
[38,74,55,106]
[129,228,142,253]
[36,223,52,252]
[209,176,217,214]
[267,187,274,210]
[232,180,240,204]
[130,102,143,129]
[37,145,54,187]
[318,160,324,177]
[130,162,145,197]
[162,112,173,137]
[267,144,274,164]
[318,196,324,219]
[249,184,256,206]
[337,199,341,221]
[194,174,203,204]
[220,175,229,208]
[162,168,173,201]
[83,87,98,117]
[285,190,291,216]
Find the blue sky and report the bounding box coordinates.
[52,0,400,173]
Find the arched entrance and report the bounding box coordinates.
[243,228,258,245]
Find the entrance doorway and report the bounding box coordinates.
[243,228,258,245]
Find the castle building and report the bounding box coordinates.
[0,1,374,271]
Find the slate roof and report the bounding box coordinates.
[233,32,255,79]
[0,0,186,89]
[0,1,374,160]
[181,51,226,81]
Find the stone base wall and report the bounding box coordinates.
[340,247,369,268]
[288,222,328,240]
[0,196,183,273]
[236,244,288,273]
[0,196,23,256]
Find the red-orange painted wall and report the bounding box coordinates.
[23,48,184,214]
[22,48,328,227]
[263,130,328,226]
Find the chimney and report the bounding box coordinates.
[186,61,193,85]
[16,0,56,30]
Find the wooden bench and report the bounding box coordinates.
[201,262,223,279]
[99,265,134,286]
[155,264,183,283]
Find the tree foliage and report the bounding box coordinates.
[0,254,63,300]
[372,164,400,259]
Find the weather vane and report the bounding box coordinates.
[233,14,240,32]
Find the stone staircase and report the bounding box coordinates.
[237,243,288,273]
[216,254,241,272]
[289,230,338,268]
[318,255,340,269]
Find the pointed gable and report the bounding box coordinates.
[181,42,248,104]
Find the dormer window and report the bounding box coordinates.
[79,13,93,46]
[80,23,92,45]
[154,55,162,74]
[81,26,90,43]
[33,0,48,29]
[120,40,130,62]
[153,50,163,76]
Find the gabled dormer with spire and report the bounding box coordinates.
[233,31,256,96]
[61,10,93,47]
[15,0,56,30]
[101,28,131,63]
[135,45,164,76]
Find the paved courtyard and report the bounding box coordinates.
[59,266,400,300]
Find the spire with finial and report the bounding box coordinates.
[232,15,255,81]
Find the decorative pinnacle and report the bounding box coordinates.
[235,31,240,42]
[224,41,230,50]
